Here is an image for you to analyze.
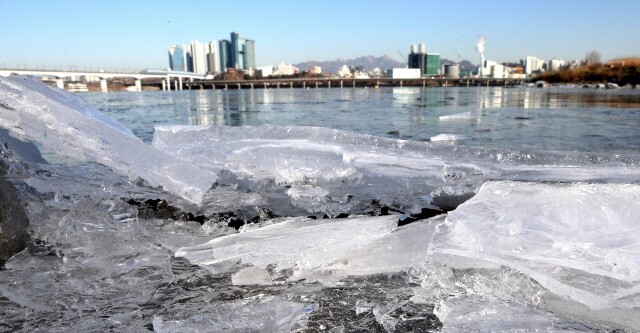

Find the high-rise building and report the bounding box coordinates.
[168,45,188,71]
[230,32,242,69]
[206,41,220,74]
[407,44,440,76]
[525,56,545,75]
[548,59,565,72]
[243,39,256,69]
[425,53,441,76]
[219,40,231,71]
[170,32,255,73]
[191,40,208,74]
[185,44,194,72]
[229,32,256,70]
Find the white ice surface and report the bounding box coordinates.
[430,180,640,311]
[0,75,215,203]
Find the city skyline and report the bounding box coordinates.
[168,32,256,74]
[1,0,639,71]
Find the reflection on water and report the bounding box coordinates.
[79,87,640,154]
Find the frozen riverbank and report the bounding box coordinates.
[1,75,639,331]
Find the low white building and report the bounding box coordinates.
[274,63,296,76]
[479,59,507,78]
[386,68,421,79]
[256,65,273,78]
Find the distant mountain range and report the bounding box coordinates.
[295,55,477,74]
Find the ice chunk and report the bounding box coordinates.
[430,134,465,142]
[231,266,273,286]
[152,295,316,333]
[439,111,473,121]
[0,75,215,203]
[175,215,398,280]
[152,124,640,215]
[0,127,47,164]
[153,125,482,214]
[323,216,443,276]
[436,296,571,332]
[430,180,640,310]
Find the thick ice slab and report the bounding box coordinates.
[430,180,640,311]
[152,125,489,214]
[152,295,315,333]
[0,75,215,203]
[175,215,399,281]
[154,125,640,216]
[435,296,575,333]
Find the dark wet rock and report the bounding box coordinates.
[125,198,206,223]
[386,130,400,136]
[124,197,280,231]
[398,207,444,227]
[432,192,476,212]
[0,164,29,266]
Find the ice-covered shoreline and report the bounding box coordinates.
[1,75,640,331]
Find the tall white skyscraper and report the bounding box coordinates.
[191,40,208,74]
[206,41,220,74]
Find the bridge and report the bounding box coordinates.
[0,68,209,92]
[184,77,525,90]
[0,68,526,92]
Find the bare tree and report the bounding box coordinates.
[584,50,601,66]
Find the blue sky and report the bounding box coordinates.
[1,0,639,71]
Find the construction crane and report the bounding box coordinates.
[397,49,407,65]
[452,48,462,64]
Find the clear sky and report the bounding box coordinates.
[1,0,639,71]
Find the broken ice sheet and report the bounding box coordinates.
[435,295,579,333]
[152,295,316,333]
[0,75,215,203]
[175,215,399,283]
[429,180,640,313]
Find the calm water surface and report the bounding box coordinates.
[79,86,640,155]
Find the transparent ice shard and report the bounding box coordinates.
[323,216,443,276]
[430,133,465,142]
[231,266,273,286]
[436,296,571,333]
[430,180,640,311]
[175,215,398,281]
[152,295,316,333]
[0,75,215,203]
[153,124,640,216]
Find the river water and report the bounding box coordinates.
[81,86,640,154]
